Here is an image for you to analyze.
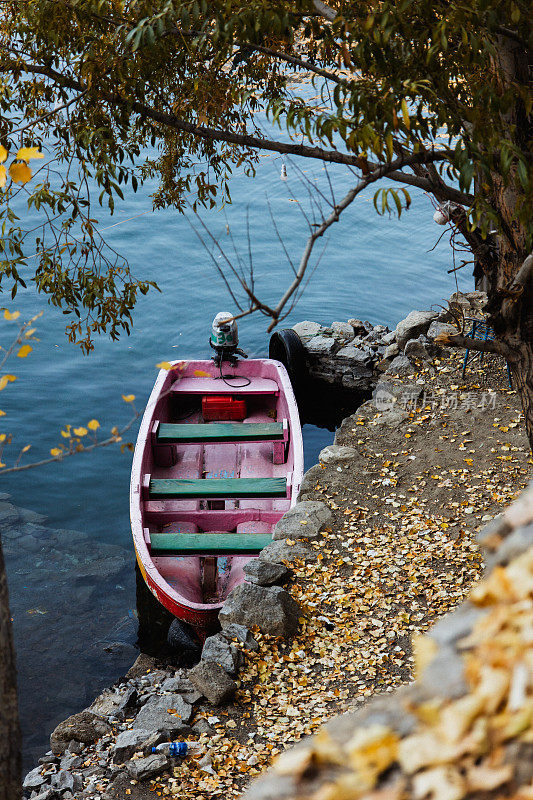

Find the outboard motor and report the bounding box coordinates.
[209,311,247,366]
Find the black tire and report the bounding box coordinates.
[167,618,202,667]
[269,329,307,391]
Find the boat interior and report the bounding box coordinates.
[139,365,297,606]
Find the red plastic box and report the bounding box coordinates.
[202,395,247,421]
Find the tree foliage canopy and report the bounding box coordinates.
[0,0,531,349]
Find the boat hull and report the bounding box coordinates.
[130,358,304,636]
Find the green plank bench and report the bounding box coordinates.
[155,421,286,443]
[150,532,273,556]
[145,476,288,500]
[152,420,289,466]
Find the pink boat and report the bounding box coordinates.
[130,358,304,640]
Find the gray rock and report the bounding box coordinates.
[259,538,315,563]
[306,335,336,355]
[23,766,46,791]
[331,321,355,340]
[220,623,259,652]
[29,790,58,800]
[50,711,111,755]
[404,335,432,361]
[297,464,324,500]
[381,331,396,345]
[429,603,487,647]
[89,687,137,720]
[292,320,323,340]
[348,318,369,334]
[75,555,128,583]
[319,444,358,464]
[18,507,47,525]
[336,343,373,364]
[426,321,458,341]
[272,501,333,542]
[159,675,203,704]
[387,355,415,376]
[38,752,59,766]
[59,754,82,771]
[243,559,292,586]
[112,728,153,763]
[395,310,438,349]
[219,583,300,637]
[0,502,20,528]
[201,633,240,676]
[50,770,82,794]
[193,718,216,736]
[189,661,237,705]
[411,646,468,702]
[125,753,168,781]
[485,523,533,570]
[133,693,192,737]
[242,775,296,800]
[384,342,399,359]
[326,690,416,742]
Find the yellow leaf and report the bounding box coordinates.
[17,344,32,358]
[122,394,135,403]
[111,426,119,436]
[193,370,211,377]
[50,447,63,457]
[16,147,44,162]
[156,361,172,371]
[21,444,31,453]
[87,419,100,431]
[0,166,6,188]
[73,426,87,436]
[401,98,410,129]
[0,145,7,163]
[25,328,36,338]
[9,162,32,184]
[3,309,20,321]
[0,433,6,442]
[0,410,5,417]
[0,374,17,391]
[60,429,71,438]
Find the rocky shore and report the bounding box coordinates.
[20,290,531,800]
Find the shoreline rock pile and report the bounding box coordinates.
[293,289,487,396]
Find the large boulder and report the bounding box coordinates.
[318,445,358,465]
[133,693,192,737]
[201,633,240,676]
[111,728,153,763]
[219,583,301,637]
[395,310,438,350]
[125,753,168,781]
[243,559,292,586]
[272,501,333,541]
[188,661,237,705]
[292,321,323,340]
[50,711,111,755]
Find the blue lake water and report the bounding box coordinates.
[1,135,471,766]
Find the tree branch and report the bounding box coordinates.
[435,331,513,358]
[12,60,455,173]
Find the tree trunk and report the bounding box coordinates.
[0,535,21,800]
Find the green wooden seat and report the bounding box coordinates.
[150,532,272,555]
[156,422,285,444]
[149,477,287,499]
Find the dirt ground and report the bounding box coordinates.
[125,349,531,799]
